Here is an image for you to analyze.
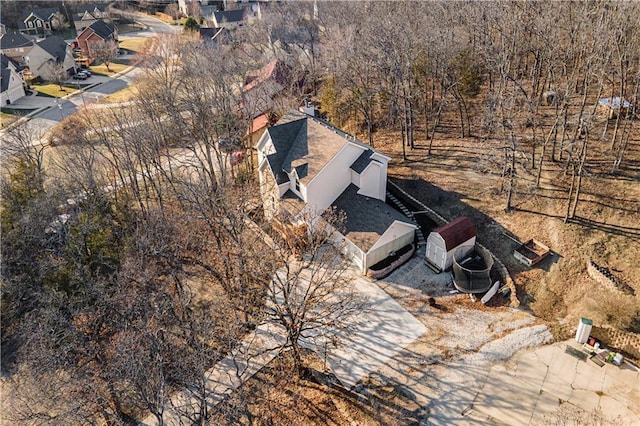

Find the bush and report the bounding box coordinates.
[586,292,639,330]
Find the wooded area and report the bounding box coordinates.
[1,1,638,424]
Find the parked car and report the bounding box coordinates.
[73,73,88,80]
[77,69,92,77]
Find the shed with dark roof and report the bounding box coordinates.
[426,216,476,272]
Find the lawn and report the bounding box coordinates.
[99,83,139,103]
[90,62,129,77]
[33,84,80,98]
[119,37,150,54]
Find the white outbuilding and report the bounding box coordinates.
[426,216,476,272]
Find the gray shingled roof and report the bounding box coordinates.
[350,149,374,174]
[265,116,306,184]
[214,9,245,25]
[36,36,68,63]
[266,110,362,187]
[0,33,33,49]
[1,68,12,92]
[86,20,116,40]
[332,184,413,252]
[22,7,60,21]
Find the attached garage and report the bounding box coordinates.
[426,216,476,272]
[332,184,416,274]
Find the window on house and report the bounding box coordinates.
[28,21,34,28]
[295,179,300,192]
[37,20,42,27]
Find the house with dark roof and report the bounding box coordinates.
[1,33,75,80]
[0,33,34,63]
[20,7,61,35]
[212,8,247,28]
[256,109,416,274]
[1,54,26,105]
[76,20,118,64]
[34,36,77,74]
[73,3,111,31]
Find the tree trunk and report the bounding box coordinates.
[570,130,588,219]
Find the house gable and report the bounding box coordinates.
[258,110,414,274]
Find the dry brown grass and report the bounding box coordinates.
[371,103,639,330]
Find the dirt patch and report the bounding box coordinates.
[209,350,423,425]
[374,127,639,341]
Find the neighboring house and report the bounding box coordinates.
[199,27,232,44]
[256,109,416,274]
[0,33,34,66]
[76,20,118,64]
[211,8,247,28]
[20,8,61,36]
[32,36,77,76]
[241,59,297,141]
[0,33,74,80]
[1,54,26,105]
[73,3,110,31]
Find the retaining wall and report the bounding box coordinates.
[587,259,634,296]
[590,326,640,360]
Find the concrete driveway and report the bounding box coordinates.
[303,268,428,389]
[472,341,640,425]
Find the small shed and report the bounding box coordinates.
[426,216,476,272]
[598,97,633,119]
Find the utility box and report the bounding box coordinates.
[575,317,593,344]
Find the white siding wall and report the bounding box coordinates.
[358,162,386,201]
[1,71,25,105]
[329,230,365,272]
[306,143,364,212]
[365,222,415,270]
[426,234,476,271]
[426,234,447,271]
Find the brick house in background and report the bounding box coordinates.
[76,20,118,65]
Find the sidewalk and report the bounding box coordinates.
[140,322,287,426]
[140,263,428,425]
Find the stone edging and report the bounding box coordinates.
[386,179,520,308]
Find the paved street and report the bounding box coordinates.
[1,12,178,141]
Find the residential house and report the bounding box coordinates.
[20,8,61,36]
[0,33,34,64]
[242,59,298,142]
[1,54,26,105]
[178,0,224,17]
[33,36,77,76]
[73,3,110,31]
[76,20,118,65]
[199,27,232,44]
[0,33,74,80]
[256,110,416,274]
